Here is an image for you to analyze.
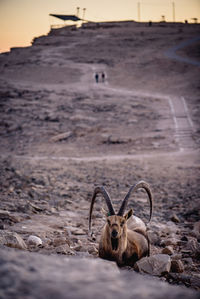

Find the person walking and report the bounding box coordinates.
[95,73,99,83]
[101,72,105,83]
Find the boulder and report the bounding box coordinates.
[135,254,171,276]
[0,247,198,299]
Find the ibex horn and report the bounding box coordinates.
[117,181,153,222]
[89,186,115,232]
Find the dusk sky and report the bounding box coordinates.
[0,0,200,53]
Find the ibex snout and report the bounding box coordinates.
[111,229,118,239]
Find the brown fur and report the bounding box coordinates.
[99,211,149,266]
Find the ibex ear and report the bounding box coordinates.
[124,209,133,220]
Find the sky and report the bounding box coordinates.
[0,0,200,53]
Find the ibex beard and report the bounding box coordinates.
[89,181,153,267]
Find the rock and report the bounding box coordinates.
[182,257,193,264]
[190,274,200,290]
[171,214,180,223]
[50,131,73,142]
[70,227,85,236]
[28,202,44,213]
[101,134,131,144]
[181,236,188,242]
[186,238,200,257]
[0,221,5,230]
[192,222,200,238]
[193,222,200,233]
[147,230,161,246]
[27,235,43,247]
[134,254,171,276]
[0,209,20,223]
[0,231,27,250]
[170,260,184,273]
[73,245,83,252]
[162,237,179,246]
[0,247,198,299]
[87,245,98,255]
[51,237,70,247]
[159,221,180,236]
[55,244,75,255]
[0,209,10,219]
[162,246,174,255]
[171,254,182,261]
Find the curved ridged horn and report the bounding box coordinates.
[117,181,153,222]
[89,186,115,231]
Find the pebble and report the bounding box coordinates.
[171,214,180,223]
[162,237,179,247]
[0,222,5,230]
[186,237,200,257]
[56,244,75,255]
[171,254,182,261]
[51,237,70,247]
[193,221,200,234]
[170,260,184,273]
[161,246,174,255]
[27,235,42,247]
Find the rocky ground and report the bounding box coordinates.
[0,21,200,296]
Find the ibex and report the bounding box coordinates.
[89,181,153,267]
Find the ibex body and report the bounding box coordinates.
[89,181,153,267]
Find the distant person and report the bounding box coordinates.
[101,72,105,83]
[95,73,99,83]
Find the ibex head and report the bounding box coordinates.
[105,210,133,251]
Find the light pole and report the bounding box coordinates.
[137,2,141,22]
[76,7,80,17]
[172,2,175,23]
[83,8,86,21]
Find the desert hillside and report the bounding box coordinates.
[0,21,200,297]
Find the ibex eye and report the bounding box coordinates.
[120,221,125,227]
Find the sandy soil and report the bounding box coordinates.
[0,21,200,290]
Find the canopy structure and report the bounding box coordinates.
[49,14,81,22]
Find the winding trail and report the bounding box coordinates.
[1,36,199,163]
[165,36,200,67]
[11,79,197,163]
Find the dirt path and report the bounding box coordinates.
[165,36,200,67]
[7,57,197,161]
